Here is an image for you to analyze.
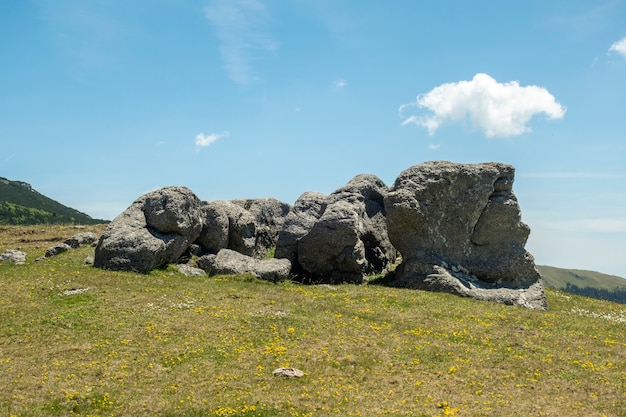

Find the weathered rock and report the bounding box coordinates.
[65,232,98,248]
[94,186,203,273]
[232,198,291,257]
[196,200,257,257]
[0,249,26,264]
[329,174,397,274]
[196,201,230,254]
[198,249,291,282]
[276,175,396,284]
[384,161,546,310]
[297,200,365,283]
[45,243,72,258]
[226,203,257,257]
[177,264,207,277]
[275,192,328,265]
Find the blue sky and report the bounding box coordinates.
[1,1,625,277]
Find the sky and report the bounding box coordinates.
[1,1,625,278]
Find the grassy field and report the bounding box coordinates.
[0,225,625,417]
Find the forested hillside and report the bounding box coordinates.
[0,177,107,225]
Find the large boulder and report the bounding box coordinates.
[384,161,546,309]
[329,174,397,274]
[297,200,365,283]
[275,175,396,284]
[275,192,328,266]
[198,249,291,282]
[94,187,203,273]
[231,198,291,257]
[196,200,256,256]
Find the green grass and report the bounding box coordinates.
[0,226,625,416]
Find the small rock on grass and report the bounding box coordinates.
[272,367,304,378]
[0,250,26,264]
[177,264,206,277]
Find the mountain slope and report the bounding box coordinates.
[538,264,626,304]
[0,177,107,225]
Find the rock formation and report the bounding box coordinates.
[91,161,546,309]
[231,198,291,258]
[275,174,396,284]
[197,198,291,259]
[384,161,546,309]
[196,200,255,256]
[94,186,203,273]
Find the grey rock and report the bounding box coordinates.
[0,249,26,264]
[276,175,396,284]
[197,200,256,257]
[196,201,230,254]
[64,232,98,248]
[45,243,72,258]
[94,186,203,273]
[298,200,365,283]
[275,192,328,265]
[198,249,291,282]
[328,174,397,274]
[176,264,207,277]
[384,161,546,310]
[226,203,257,257]
[232,198,291,258]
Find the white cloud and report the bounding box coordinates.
[609,37,626,57]
[399,73,566,138]
[195,131,229,148]
[204,0,278,84]
[335,79,347,88]
[428,144,441,150]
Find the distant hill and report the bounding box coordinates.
[0,177,108,225]
[538,265,626,304]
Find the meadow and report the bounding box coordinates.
[0,225,624,416]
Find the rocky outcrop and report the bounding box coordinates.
[384,161,546,310]
[94,187,203,273]
[275,192,328,265]
[90,161,546,309]
[197,200,255,256]
[275,175,396,284]
[232,198,291,258]
[198,249,291,282]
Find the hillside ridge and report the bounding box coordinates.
[538,264,626,304]
[0,177,107,225]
